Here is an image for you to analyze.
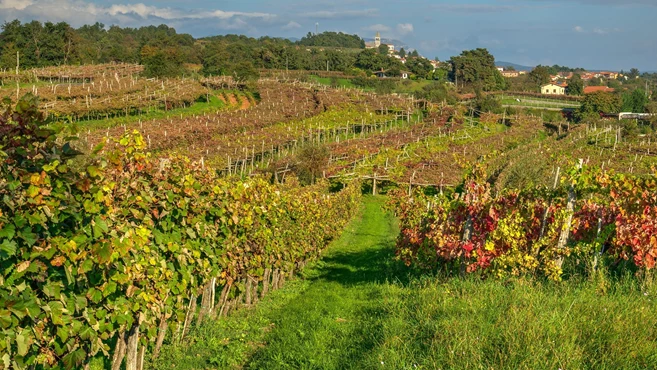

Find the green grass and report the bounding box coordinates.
[394,79,432,93]
[309,76,357,89]
[150,196,657,370]
[58,92,231,130]
[499,95,581,109]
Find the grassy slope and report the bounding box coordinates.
[77,93,230,130]
[154,196,657,370]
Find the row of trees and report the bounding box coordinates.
[0,20,439,79]
[0,21,198,71]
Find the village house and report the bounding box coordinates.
[584,86,615,94]
[541,83,567,95]
[502,70,520,78]
[374,69,410,79]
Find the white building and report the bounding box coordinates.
[541,83,567,95]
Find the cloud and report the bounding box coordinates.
[432,4,522,13]
[0,0,278,32]
[396,23,413,35]
[282,21,301,30]
[573,25,620,35]
[300,9,378,19]
[0,0,32,10]
[363,24,390,32]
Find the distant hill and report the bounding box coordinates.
[496,61,533,71]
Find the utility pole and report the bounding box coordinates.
[16,51,19,75]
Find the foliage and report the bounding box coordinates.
[141,45,185,78]
[449,48,505,91]
[566,73,584,96]
[0,21,198,68]
[155,196,657,369]
[297,31,365,49]
[405,57,433,79]
[355,48,403,74]
[414,82,458,104]
[0,95,361,368]
[294,145,330,185]
[621,88,648,113]
[388,162,657,280]
[576,91,623,121]
[528,65,551,89]
[473,91,502,114]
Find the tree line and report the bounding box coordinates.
[0,20,438,79]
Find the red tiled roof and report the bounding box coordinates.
[584,86,615,94]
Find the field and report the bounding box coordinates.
[3,65,657,370]
[498,94,581,110]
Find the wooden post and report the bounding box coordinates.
[262,268,271,297]
[181,294,197,341]
[555,160,582,269]
[461,215,472,278]
[540,167,560,239]
[111,331,127,370]
[152,314,169,359]
[372,172,377,195]
[125,313,144,370]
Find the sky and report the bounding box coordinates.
[1,0,656,71]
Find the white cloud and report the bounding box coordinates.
[282,21,301,30]
[0,0,32,10]
[396,23,414,35]
[300,9,378,19]
[432,4,521,12]
[573,25,619,35]
[0,0,278,31]
[363,24,391,32]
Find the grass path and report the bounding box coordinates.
[154,196,657,370]
[155,196,405,369]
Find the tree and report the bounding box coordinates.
[141,45,185,78]
[576,91,622,121]
[295,145,329,185]
[409,50,419,58]
[628,68,640,79]
[297,31,365,48]
[232,60,258,81]
[566,73,584,95]
[528,65,551,90]
[473,90,502,114]
[622,89,648,113]
[398,47,406,58]
[449,48,504,91]
[378,44,389,55]
[405,57,432,79]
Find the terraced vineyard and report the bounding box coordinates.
[4,64,657,370]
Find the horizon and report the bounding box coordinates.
[1,0,656,71]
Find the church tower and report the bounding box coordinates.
[375,32,381,48]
